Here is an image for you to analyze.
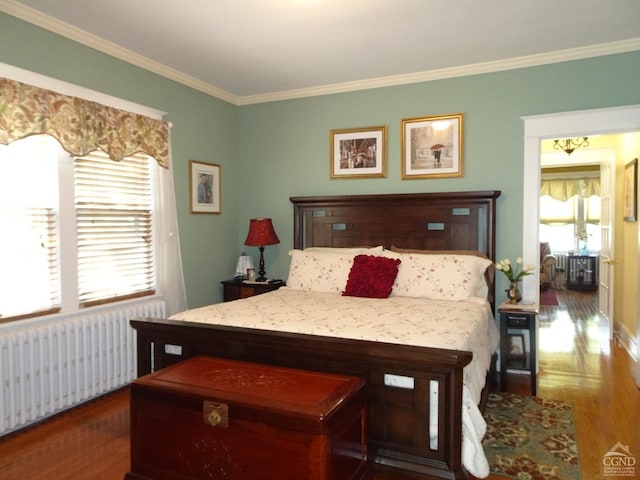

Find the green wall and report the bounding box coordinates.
[237,53,640,293]
[2,13,640,307]
[0,13,238,308]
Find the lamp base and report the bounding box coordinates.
[257,246,267,281]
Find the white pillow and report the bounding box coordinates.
[381,252,492,300]
[286,249,358,293]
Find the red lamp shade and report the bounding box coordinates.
[244,218,279,282]
[244,218,280,247]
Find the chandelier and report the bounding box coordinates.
[553,137,589,155]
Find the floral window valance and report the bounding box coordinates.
[540,177,600,202]
[0,77,169,168]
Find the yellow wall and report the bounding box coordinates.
[541,133,640,346]
[615,133,640,339]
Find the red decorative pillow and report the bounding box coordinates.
[342,255,401,298]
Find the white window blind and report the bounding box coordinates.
[0,135,157,322]
[540,193,601,253]
[0,136,61,320]
[74,151,155,306]
[0,206,60,319]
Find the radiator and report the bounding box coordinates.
[0,299,165,437]
[555,253,567,271]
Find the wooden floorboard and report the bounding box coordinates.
[0,288,637,480]
[0,388,130,479]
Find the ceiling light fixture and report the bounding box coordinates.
[553,137,589,155]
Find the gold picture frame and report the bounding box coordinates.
[623,158,637,222]
[401,113,463,179]
[330,126,387,179]
[190,160,221,214]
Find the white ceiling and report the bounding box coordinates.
[2,0,640,104]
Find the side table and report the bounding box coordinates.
[498,301,538,396]
[222,278,285,302]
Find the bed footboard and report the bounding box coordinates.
[130,317,473,480]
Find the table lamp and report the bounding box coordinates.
[244,218,280,282]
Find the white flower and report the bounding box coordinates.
[495,256,535,282]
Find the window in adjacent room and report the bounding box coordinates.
[539,193,601,254]
[0,135,156,322]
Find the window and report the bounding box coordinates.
[0,135,156,321]
[539,194,601,253]
[0,136,61,319]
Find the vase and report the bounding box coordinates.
[506,280,522,304]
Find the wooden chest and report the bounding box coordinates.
[126,356,369,480]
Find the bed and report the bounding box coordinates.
[130,190,501,480]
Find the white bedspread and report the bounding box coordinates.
[170,287,499,477]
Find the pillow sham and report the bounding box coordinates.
[381,250,492,301]
[389,246,494,300]
[342,254,401,299]
[286,249,358,293]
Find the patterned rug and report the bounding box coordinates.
[483,392,581,480]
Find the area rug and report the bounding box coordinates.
[482,392,581,480]
[539,288,559,306]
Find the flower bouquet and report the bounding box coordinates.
[495,257,535,303]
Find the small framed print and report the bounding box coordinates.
[508,333,526,360]
[190,160,221,214]
[623,158,637,222]
[330,126,387,179]
[401,113,463,179]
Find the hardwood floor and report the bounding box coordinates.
[0,388,130,479]
[480,288,640,480]
[535,289,639,480]
[0,288,637,479]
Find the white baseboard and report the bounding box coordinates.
[615,322,638,361]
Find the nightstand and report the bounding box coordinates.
[498,302,538,396]
[221,278,285,302]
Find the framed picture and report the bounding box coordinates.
[508,333,526,360]
[330,126,387,179]
[623,158,637,222]
[401,113,463,179]
[190,160,221,214]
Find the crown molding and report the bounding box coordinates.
[238,38,640,105]
[3,0,639,106]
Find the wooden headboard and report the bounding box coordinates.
[291,190,500,257]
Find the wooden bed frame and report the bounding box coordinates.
[131,190,501,480]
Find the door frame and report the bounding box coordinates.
[521,104,640,387]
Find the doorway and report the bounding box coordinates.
[522,104,640,388]
[539,146,612,330]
